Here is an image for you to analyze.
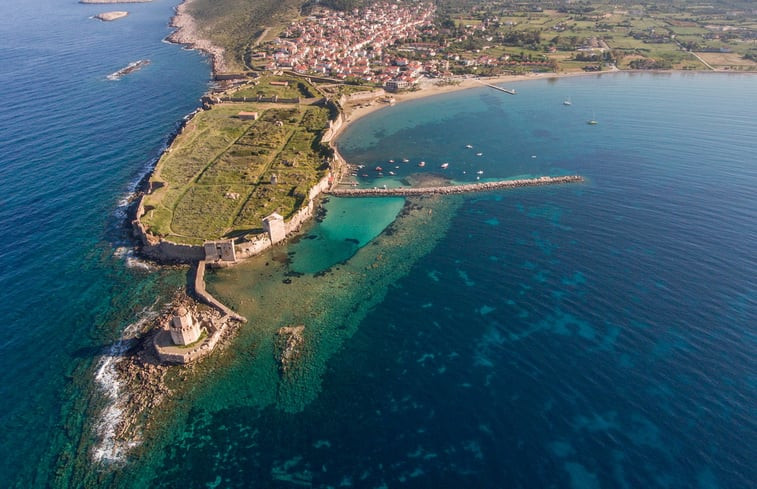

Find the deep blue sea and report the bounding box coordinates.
[0,0,210,486]
[1,2,755,489]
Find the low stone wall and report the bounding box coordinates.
[328,175,585,197]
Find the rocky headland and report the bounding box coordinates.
[167,0,227,73]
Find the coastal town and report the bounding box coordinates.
[263,2,438,88]
[237,0,757,85]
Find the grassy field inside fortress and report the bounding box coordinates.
[141,87,332,245]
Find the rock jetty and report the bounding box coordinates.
[329,175,584,197]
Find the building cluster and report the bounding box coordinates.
[260,2,436,87]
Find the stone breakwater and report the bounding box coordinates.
[328,175,584,197]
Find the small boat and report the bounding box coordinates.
[388,171,396,175]
[375,166,383,171]
[440,163,449,169]
[476,152,483,157]
[395,166,400,169]
[465,144,473,149]
[402,158,409,163]
[389,159,395,163]
[476,170,484,175]
[563,97,572,106]
[418,161,426,167]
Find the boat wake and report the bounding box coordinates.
[91,308,158,464]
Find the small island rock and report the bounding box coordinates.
[94,11,129,21]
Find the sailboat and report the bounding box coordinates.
[563,97,572,106]
[587,111,598,125]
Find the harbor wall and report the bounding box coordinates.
[329,175,585,197]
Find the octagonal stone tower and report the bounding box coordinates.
[169,306,201,346]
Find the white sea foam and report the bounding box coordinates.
[91,309,157,464]
[113,246,153,271]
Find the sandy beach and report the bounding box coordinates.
[337,71,605,139]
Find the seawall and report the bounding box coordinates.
[193,261,246,322]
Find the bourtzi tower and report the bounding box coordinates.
[169,306,201,345]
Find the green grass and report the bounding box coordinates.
[140,80,333,244]
[187,0,303,70]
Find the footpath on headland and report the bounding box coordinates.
[329,175,584,197]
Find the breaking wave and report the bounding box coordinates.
[91,308,158,464]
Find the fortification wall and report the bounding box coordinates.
[153,321,226,365]
[193,261,246,321]
[132,198,205,262]
[219,96,300,104]
[321,114,345,143]
[235,234,272,260]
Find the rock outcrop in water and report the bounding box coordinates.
[80,0,150,4]
[94,11,129,21]
[274,325,305,375]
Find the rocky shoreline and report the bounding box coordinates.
[167,0,227,73]
[104,293,242,452]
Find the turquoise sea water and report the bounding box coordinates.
[1,2,756,488]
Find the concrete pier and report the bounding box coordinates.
[328,175,583,197]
